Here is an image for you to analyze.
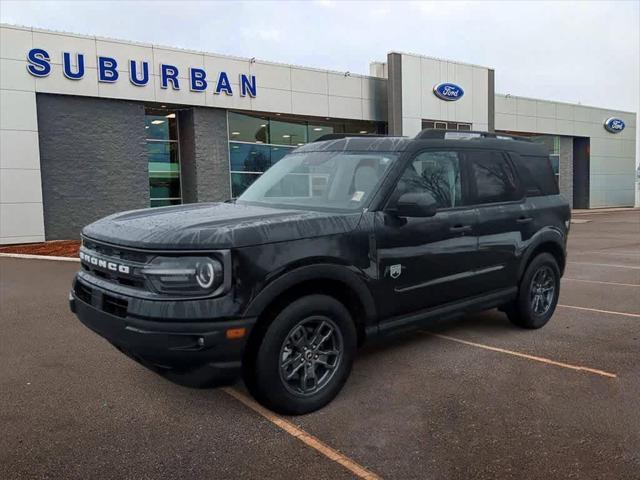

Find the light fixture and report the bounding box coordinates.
[231,131,240,135]
[151,120,165,125]
[232,145,239,149]
[297,143,304,146]
[145,126,149,129]
[359,130,368,134]
[282,134,291,138]
[313,127,323,131]
[251,151,258,155]
[260,124,267,127]
[161,105,167,108]
[165,113,176,119]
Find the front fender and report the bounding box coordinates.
[243,263,377,323]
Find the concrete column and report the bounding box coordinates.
[179,107,230,203]
[559,136,574,208]
[386,53,403,136]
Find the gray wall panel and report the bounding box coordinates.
[191,107,230,202]
[559,136,574,208]
[36,94,148,240]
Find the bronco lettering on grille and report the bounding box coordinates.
[80,251,130,274]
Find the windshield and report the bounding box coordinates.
[236,151,397,211]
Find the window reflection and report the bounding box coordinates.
[227,111,386,197]
[146,108,181,207]
[228,112,269,143]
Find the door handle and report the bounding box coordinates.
[450,224,472,233]
[517,216,533,224]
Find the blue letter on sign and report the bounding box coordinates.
[26,48,51,77]
[98,56,119,82]
[215,72,233,95]
[161,64,180,90]
[62,52,85,80]
[239,74,257,97]
[190,68,207,92]
[129,60,149,86]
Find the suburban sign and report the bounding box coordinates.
[433,82,464,101]
[603,117,625,134]
[26,48,257,97]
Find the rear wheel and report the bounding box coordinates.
[507,253,560,329]
[246,294,356,415]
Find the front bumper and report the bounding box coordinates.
[70,281,256,384]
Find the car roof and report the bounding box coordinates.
[295,130,548,156]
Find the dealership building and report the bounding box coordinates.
[0,23,637,244]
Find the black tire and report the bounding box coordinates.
[507,253,560,329]
[245,294,357,415]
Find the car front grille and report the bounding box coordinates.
[80,237,149,290]
[74,281,129,318]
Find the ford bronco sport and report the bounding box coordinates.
[70,129,570,414]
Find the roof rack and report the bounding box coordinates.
[414,129,531,142]
[313,133,391,142]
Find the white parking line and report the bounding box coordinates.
[422,331,617,378]
[223,387,382,480]
[568,261,640,270]
[558,304,640,318]
[563,278,639,288]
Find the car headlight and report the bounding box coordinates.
[141,256,224,296]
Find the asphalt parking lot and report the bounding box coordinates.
[1,209,639,480]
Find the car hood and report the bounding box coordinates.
[82,202,362,250]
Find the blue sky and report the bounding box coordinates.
[2,1,638,114]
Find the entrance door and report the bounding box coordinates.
[374,150,479,320]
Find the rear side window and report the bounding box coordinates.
[466,151,520,204]
[515,154,559,196]
[392,151,463,209]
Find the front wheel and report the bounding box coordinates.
[507,253,560,329]
[246,295,357,415]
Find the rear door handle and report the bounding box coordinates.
[450,224,472,233]
[517,216,533,224]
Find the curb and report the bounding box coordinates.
[0,253,80,262]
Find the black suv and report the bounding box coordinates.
[70,129,570,414]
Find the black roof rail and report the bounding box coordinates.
[313,133,391,142]
[414,129,531,142]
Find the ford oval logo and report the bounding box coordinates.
[604,117,625,133]
[433,83,464,101]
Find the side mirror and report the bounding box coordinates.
[392,192,437,217]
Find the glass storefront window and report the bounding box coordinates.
[145,113,178,141]
[231,172,261,198]
[228,111,386,197]
[146,108,181,207]
[308,123,335,142]
[270,119,307,146]
[228,112,269,143]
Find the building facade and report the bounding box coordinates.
[0,24,636,244]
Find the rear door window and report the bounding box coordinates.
[392,151,464,209]
[466,151,521,204]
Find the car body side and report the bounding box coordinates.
[71,135,569,383]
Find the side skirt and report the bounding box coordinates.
[366,287,518,339]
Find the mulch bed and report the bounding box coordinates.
[0,240,81,258]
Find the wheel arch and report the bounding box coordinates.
[519,229,566,281]
[243,264,377,349]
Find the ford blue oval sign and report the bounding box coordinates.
[433,83,464,101]
[604,117,625,133]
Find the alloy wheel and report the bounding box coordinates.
[278,316,343,396]
[529,265,556,316]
